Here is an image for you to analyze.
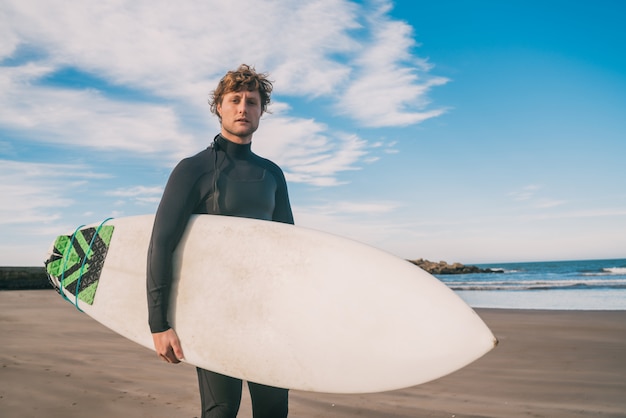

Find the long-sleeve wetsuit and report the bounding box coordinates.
[147,135,293,332]
[146,134,293,418]
[147,134,294,333]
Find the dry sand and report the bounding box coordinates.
[2,290,625,418]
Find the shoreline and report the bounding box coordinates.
[2,290,626,417]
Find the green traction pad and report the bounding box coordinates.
[46,225,114,305]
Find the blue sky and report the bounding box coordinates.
[1,0,625,266]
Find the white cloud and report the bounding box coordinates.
[254,105,370,186]
[508,184,541,201]
[519,208,626,222]
[308,200,401,215]
[106,185,164,204]
[507,185,567,210]
[1,0,360,100]
[533,199,567,209]
[106,185,163,197]
[0,64,198,160]
[0,159,108,226]
[334,1,449,127]
[293,200,406,252]
[1,0,446,157]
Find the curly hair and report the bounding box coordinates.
[209,64,273,120]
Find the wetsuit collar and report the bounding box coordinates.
[214,134,252,158]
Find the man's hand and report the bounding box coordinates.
[152,328,185,364]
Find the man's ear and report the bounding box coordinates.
[216,102,222,119]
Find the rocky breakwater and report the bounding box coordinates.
[0,266,50,290]
[408,258,500,275]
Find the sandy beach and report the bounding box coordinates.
[2,290,625,417]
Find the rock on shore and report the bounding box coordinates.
[408,258,500,275]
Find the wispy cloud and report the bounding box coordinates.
[106,186,164,205]
[256,109,370,186]
[508,184,542,201]
[533,199,567,209]
[519,208,626,222]
[0,159,109,225]
[308,200,401,215]
[507,185,567,209]
[293,199,405,250]
[1,0,446,184]
[0,64,197,159]
[2,0,361,100]
[335,1,449,127]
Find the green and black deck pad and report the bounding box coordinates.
[45,225,114,305]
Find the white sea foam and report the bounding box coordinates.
[444,278,626,291]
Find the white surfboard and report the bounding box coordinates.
[45,214,496,394]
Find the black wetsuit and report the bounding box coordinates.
[147,134,293,418]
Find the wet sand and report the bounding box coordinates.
[2,290,625,417]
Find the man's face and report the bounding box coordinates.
[217,89,263,144]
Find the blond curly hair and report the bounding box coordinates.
[209,64,273,120]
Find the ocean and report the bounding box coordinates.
[435,258,626,310]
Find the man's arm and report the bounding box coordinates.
[147,157,204,361]
[271,166,294,225]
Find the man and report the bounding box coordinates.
[147,64,293,418]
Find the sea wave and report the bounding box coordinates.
[582,267,626,276]
[484,268,520,274]
[444,279,626,291]
[603,267,626,275]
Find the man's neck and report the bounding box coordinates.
[220,129,253,145]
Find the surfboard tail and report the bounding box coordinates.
[45,221,115,308]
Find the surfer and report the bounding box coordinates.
[147,64,293,418]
